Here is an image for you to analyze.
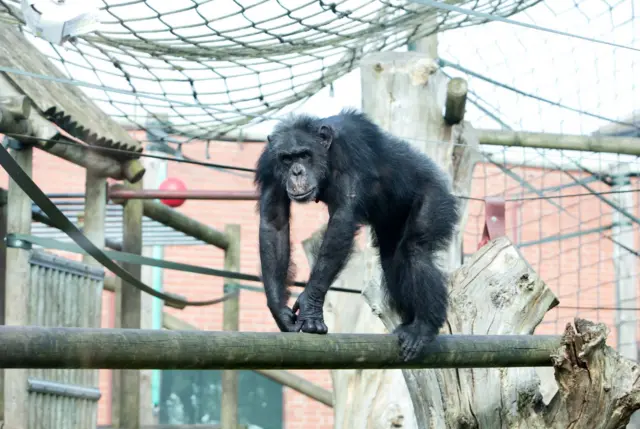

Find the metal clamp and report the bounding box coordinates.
[477,196,506,250]
[5,233,33,250]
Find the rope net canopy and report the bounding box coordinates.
[0,0,539,140]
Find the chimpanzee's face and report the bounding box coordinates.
[267,125,332,203]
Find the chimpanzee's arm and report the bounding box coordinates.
[258,185,297,332]
[293,203,359,333]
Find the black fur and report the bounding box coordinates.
[255,109,459,361]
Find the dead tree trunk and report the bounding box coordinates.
[303,233,640,428]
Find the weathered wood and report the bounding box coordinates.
[221,225,241,429]
[82,171,106,429]
[3,146,32,429]
[0,195,6,420]
[82,173,107,268]
[0,70,144,183]
[120,180,144,429]
[0,24,142,151]
[0,325,561,369]
[110,275,123,428]
[162,312,334,407]
[444,77,468,125]
[139,139,167,427]
[26,250,104,428]
[0,95,30,120]
[307,228,640,427]
[478,129,640,156]
[0,106,31,135]
[31,138,130,181]
[110,183,229,250]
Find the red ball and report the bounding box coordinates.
[159,177,187,208]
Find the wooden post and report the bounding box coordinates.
[3,143,33,429]
[83,171,106,427]
[0,187,7,420]
[111,275,122,428]
[120,180,144,429]
[140,116,169,426]
[612,164,637,361]
[221,225,240,429]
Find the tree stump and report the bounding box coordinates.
[302,235,640,428]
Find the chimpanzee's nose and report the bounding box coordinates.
[292,164,304,176]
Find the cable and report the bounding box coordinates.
[410,0,640,53]
[440,59,640,130]
[4,133,257,173]
[556,306,640,312]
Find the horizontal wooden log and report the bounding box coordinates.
[110,183,229,250]
[0,326,561,370]
[478,129,640,155]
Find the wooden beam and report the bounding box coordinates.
[0,326,562,370]
[120,180,144,429]
[477,129,640,156]
[221,225,241,429]
[110,183,229,250]
[3,146,33,428]
[0,74,145,183]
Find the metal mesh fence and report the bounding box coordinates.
[1,0,639,360]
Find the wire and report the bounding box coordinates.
[506,189,640,201]
[410,0,640,53]
[4,133,257,173]
[556,306,640,312]
[9,135,640,202]
[440,59,640,130]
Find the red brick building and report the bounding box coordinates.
[1,135,635,428]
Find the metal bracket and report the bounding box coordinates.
[3,136,28,151]
[477,196,506,250]
[27,377,102,401]
[5,233,33,250]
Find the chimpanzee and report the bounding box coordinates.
[254,109,459,361]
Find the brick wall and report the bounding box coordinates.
[0,139,636,428]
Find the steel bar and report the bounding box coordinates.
[108,188,259,201]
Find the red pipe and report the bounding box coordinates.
[108,188,259,201]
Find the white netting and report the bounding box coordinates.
[0,0,540,139]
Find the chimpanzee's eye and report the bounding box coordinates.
[280,154,292,165]
[299,151,311,161]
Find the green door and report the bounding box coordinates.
[159,369,283,429]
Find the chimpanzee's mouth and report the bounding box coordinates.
[290,188,315,201]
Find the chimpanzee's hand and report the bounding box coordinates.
[292,290,328,334]
[269,305,298,332]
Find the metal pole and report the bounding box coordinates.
[108,188,259,201]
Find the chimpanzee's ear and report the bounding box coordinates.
[318,125,334,149]
[266,134,273,144]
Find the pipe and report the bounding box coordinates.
[108,188,259,201]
